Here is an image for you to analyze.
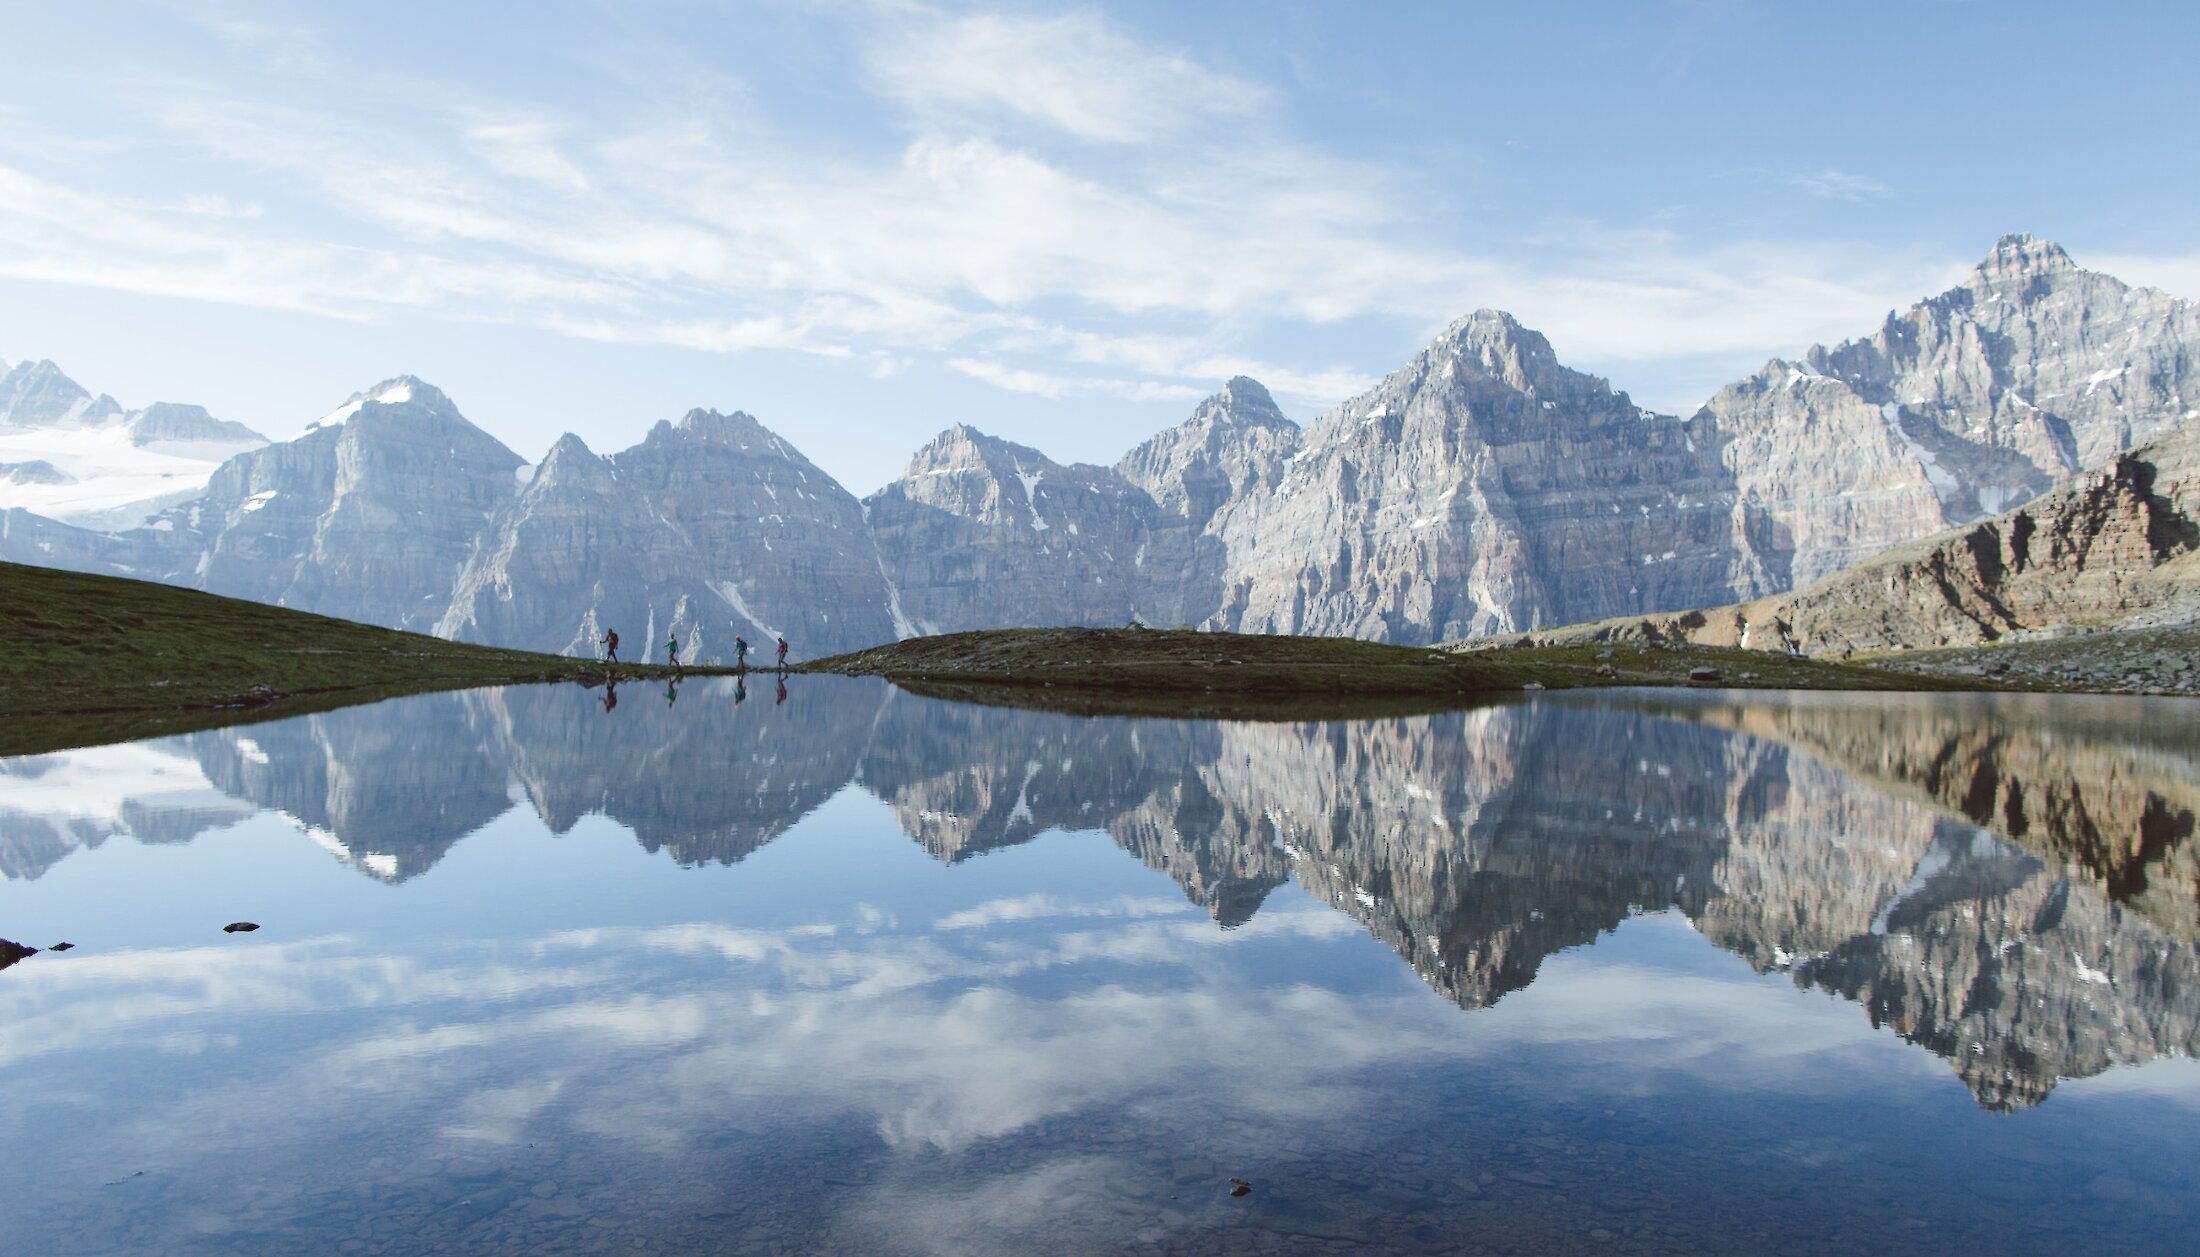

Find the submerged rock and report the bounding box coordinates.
[222,921,260,934]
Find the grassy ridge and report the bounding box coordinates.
[806,626,1977,720]
[0,561,685,755]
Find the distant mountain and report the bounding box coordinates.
[1528,408,2200,656]
[1702,234,2200,595]
[0,359,266,530]
[2,235,2194,652]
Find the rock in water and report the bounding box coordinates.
[0,937,38,970]
[222,921,260,934]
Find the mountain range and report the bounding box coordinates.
[3,235,2194,659]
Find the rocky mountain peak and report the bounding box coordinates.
[1974,232,2076,281]
[663,407,773,445]
[296,375,459,439]
[0,359,122,430]
[124,401,266,447]
[1427,308,1574,398]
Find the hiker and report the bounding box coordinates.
[735,634,749,670]
[602,628,620,663]
[666,631,682,673]
[776,635,789,668]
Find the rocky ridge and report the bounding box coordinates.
[1490,410,2200,677]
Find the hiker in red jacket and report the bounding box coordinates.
[601,628,620,663]
[776,635,789,668]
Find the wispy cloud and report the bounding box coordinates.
[863,9,1266,144]
[1786,169,1895,201]
[0,3,2064,428]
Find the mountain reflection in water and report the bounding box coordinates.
[5,681,2195,1117]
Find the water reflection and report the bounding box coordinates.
[4,683,2198,1118]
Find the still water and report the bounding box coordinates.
[2,679,2196,1255]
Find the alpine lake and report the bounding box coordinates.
[3,677,2197,1256]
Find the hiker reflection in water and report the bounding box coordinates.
[601,679,619,713]
[775,676,788,706]
[664,675,681,706]
[733,676,748,709]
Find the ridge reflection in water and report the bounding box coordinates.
[1,680,2196,1255]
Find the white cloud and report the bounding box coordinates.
[863,10,1266,144]
[0,3,2052,432]
[2086,249,2200,303]
[1786,169,1894,201]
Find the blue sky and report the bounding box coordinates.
[2,0,2194,493]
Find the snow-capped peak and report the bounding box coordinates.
[294,377,419,440]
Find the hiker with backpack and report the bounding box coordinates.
[666,630,682,675]
[602,628,620,663]
[735,634,750,670]
[776,635,789,669]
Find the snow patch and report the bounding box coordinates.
[711,580,784,640]
[1886,403,1960,506]
[1014,466,1048,531]
[295,379,413,439]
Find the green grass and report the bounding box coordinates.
[805,626,1985,719]
[0,561,706,756]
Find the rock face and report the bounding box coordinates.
[1524,411,2200,657]
[1700,234,2200,594]
[0,359,122,430]
[867,425,1195,632]
[1200,311,1737,640]
[441,409,897,661]
[187,377,523,631]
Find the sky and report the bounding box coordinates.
[2,0,2196,495]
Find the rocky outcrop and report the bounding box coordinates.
[441,410,897,660]
[1699,234,2200,594]
[1509,411,2200,657]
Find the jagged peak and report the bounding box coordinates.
[295,375,455,439]
[1974,232,2075,279]
[1186,376,1293,431]
[896,423,1060,480]
[672,406,765,436]
[124,400,267,446]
